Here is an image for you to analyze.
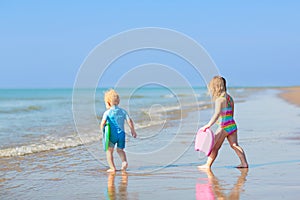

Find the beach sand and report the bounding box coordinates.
[279,86,300,107]
[1,88,300,199]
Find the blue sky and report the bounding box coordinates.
[0,0,299,88]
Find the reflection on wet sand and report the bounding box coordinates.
[107,172,128,200]
[196,168,248,200]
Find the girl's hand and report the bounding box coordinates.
[201,124,210,132]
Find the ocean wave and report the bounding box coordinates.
[0,134,100,158]
[118,95,146,100]
[0,105,43,114]
[161,94,175,98]
[161,93,201,98]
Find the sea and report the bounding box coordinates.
[5,87,300,199]
[0,87,248,158]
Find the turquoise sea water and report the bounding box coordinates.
[0,87,220,157]
[0,89,73,147]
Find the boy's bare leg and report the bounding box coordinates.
[117,148,128,170]
[106,147,116,172]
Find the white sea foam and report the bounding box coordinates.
[0,133,100,157]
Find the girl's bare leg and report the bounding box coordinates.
[227,132,248,168]
[198,129,227,169]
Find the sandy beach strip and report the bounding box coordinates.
[279,86,300,107]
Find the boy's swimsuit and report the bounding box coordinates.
[219,94,237,135]
[102,105,130,149]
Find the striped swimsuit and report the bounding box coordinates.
[220,94,237,135]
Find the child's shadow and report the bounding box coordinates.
[107,171,128,200]
[196,168,248,200]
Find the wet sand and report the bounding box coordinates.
[1,88,300,199]
[279,86,300,107]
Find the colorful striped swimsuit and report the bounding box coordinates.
[220,94,237,135]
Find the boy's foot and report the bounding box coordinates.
[107,168,116,173]
[121,161,128,171]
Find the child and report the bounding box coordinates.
[198,76,248,169]
[100,89,137,172]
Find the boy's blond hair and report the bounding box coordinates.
[104,89,120,105]
[208,76,227,100]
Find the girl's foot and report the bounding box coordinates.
[236,164,248,168]
[107,168,116,173]
[121,161,128,171]
[197,164,210,170]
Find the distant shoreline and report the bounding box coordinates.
[0,86,298,90]
[278,86,300,107]
[1,86,299,107]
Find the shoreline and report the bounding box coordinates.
[2,87,300,199]
[278,86,300,107]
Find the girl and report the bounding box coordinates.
[198,76,248,169]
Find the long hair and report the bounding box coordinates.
[208,76,227,100]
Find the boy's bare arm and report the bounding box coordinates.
[128,118,137,138]
[100,119,106,131]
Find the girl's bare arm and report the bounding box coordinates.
[203,97,224,128]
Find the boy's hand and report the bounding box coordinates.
[131,130,137,138]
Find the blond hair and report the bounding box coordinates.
[208,76,227,100]
[104,89,120,105]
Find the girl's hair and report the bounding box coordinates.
[208,76,227,100]
[104,89,120,105]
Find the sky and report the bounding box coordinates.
[0,0,299,88]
